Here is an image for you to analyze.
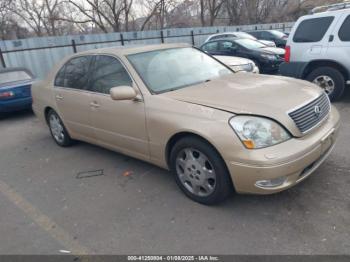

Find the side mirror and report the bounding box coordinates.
[110,86,137,101]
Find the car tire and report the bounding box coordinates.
[169,136,233,205]
[47,110,73,147]
[306,67,345,101]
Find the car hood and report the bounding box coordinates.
[260,47,285,55]
[162,74,323,137]
[259,40,276,47]
[213,56,254,66]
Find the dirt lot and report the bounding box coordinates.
[0,92,350,255]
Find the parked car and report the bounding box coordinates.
[205,32,276,47]
[213,55,259,73]
[32,44,339,205]
[201,38,285,74]
[0,68,34,115]
[280,2,350,101]
[247,30,288,48]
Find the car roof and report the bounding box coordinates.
[76,43,191,57]
[299,8,349,20]
[205,37,237,43]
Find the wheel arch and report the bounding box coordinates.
[44,106,55,125]
[165,131,227,172]
[302,60,350,81]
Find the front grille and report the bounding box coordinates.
[289,92,330,133]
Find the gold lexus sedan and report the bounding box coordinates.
[32,43,340,205]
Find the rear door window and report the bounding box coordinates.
[88,55,132,94]
[55,56,92,89]
[293,16,334,43]
[261,31,272,39]
[250,31,261,38]
[339,15,350,41]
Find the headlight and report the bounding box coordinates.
[261,54,277,60]
[241,63,254,72]
[229,116,291,149]
[231,63,253,73]
[230,65,245,72]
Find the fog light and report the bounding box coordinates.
[255,176,287,188]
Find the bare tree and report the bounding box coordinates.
[66,0,134,33]
[200,0,224,26]
[123,0,133,31]
[224,0,244,25]
[10,0,63,36]
[139,0,177,31]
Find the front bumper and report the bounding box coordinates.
[225,107,340,194]
[260,60,283,74]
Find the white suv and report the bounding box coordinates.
[280,2,350,101]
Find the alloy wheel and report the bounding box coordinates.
[313,75,335,95]
[175,148,216,197]
[49,114,65,144]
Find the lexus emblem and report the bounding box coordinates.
[314,105,322,117]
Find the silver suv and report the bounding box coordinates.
[280,2,350,101]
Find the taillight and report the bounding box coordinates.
[284,46,291,63]
[0,91,14,99]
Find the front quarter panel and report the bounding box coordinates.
[145,95,242,169]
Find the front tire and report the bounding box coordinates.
[47,110,73,147]
[169,136,233,205]
[306,67,345,101]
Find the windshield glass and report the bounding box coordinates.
[127,47,232,93]
[0,70,32,86]
[235,39,266,49]
[271,30,286,38]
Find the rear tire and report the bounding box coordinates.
[169,136,233,205]
[306,67,345,101]
[47,110,73,147]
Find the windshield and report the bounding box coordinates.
[235,38,266,49]
[127,47,232,93]
[270,30,287,38]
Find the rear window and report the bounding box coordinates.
[293,17,334,43]
[339,15,350,41]
[0,70,32,86]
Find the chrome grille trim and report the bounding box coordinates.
[288,93,330,134]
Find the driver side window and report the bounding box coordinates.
[88,55,132,94]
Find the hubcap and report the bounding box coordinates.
[313,75,335,95]
[49,114,65,143]
[176,148,216,197]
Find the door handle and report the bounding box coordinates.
[90,101,100,108]
[55,95,63,100]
